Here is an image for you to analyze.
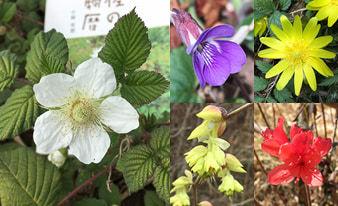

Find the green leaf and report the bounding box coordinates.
[0,146,62,206]
[254,11,266,21]
[254,96,265,103]
[0,50,19,92]
[121,145,156,192]
[74,199,108,206]
[153,158,170,204]
[39,52,66,75]
[319,70,338,86]
[150,127,170,159]
[120,70,169,105]
[17,0,39,11]
[268,10,283,35]
[170,47,203,103]
[99,9,151,80]
[25,29,68,84]
[99,184,121,206]
[266,96,278,103]
[254,76,269,92]
[0,89,13,105]
[273,88,291,102]
[144,191,165,206]
[0,3,17,22]
[279,0,291,10]
[255,60,273,74]
[254,0,275,15]
[0,86,41,140]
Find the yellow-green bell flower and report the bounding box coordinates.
[170,170,193,206]
[224,153,246,173]
[218,173,244,196]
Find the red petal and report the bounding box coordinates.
[274,117,289,144]
[290,124,303,141]
[291,133,308,154]
[279,143,299,163]
[261,128,273,140]
[300,166,323,187]
[305,130,314,145]
[302,146,321,167]
[313,137,332,156]
[268,163,299,185]
[261,139,284,157]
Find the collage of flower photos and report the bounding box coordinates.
[0,0,337,205]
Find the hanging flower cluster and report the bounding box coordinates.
[170,9,246,89]
[184,105,246,196]
[33,57,139,164]
[261,117,332,186]
[170,170,193,206]
[258,15,335,96]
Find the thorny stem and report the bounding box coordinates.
[227,103,254,119]
[15,78,33,86]
[304,184,311,206]
[57,164,116,206]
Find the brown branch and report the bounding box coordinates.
[57,164,116,206]
[304,184,311,206]
[227,103,254,119]
[257,103,271,129]
[321,103,327,138]
[15,78,33,86]
[15,12,44,26]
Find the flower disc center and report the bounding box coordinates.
[71,100,95,123]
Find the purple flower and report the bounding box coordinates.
[171,9,246,88]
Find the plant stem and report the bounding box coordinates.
[15,78,33,86]
[192,177,199,206]
[304,184,311,206]
[227,103,253,119]
[232,75,251,103]
[257,103,271,129]
[15,12,44,26]
[57,164,116,206]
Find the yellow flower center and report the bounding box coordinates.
[71,100,93,123]
[286,40,308,65]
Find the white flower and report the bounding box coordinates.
[33,57,139,164]
[48,150,66,168]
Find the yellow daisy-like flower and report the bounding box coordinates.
[306,0,338,27]
[258,15,335,96]
[254,16,268,37]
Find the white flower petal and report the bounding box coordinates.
[68,125,110,164]
[33,73,76,107]
[99,96,139,133]
[34,111,73,154]
[74,58,116,98]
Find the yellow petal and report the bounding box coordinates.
[271,24,289,42]
[309,36,333,49]
[306,0,330,8]
[303,63,317,91]
[316,6,330,20]
[293,15,303,39]
[328,9,338,27]
[266,59,289,78]
[187,121,209,140]
[307,57,334,77]
[280,15,294,38]
[260,37,286,50]
[197,105,224,121]
[309,49,336,59]
[258,48,286,59]
[303,19,320,43]
[254,23,262,37]
[294,64,303,96]
[276,66,295,90]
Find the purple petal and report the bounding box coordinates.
[193,52,206,88]
[187,25,235,54]
[195,42,232,86]
[214,40,246,73]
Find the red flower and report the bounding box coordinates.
[261,117,332,187]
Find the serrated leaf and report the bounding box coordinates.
[153,158,170,204]
[268,10,283,35]
[254,76,269,92]
[273,88,291,102]
[17,0,39,11]
[74,199,108,206]
[170,47,203,103]
[25,29,68,84]
[120,70,169,105]
[0,86,41,140]
[254,0,275,15]
[254,96,265,103]
[144,191,165,206]
[280,0,291,10]
[0,146,62,206]
[0,3,17,22]
[255,60,273,73]
[100,9,151,80]
[0,50,19,92]
[254,11,266,21]
[150,127,170,159]
[122,145,156,192]
[99,184,121,206]
[266,96,278,103]
[319,70,338,86]
[39,52,65,75]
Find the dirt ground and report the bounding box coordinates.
[254,103,338,206]
[170,103,254,205]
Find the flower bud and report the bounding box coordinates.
[199,201,213,206]
[225,153,246,173]
[48,149,67,168]
[170,8,203,48]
